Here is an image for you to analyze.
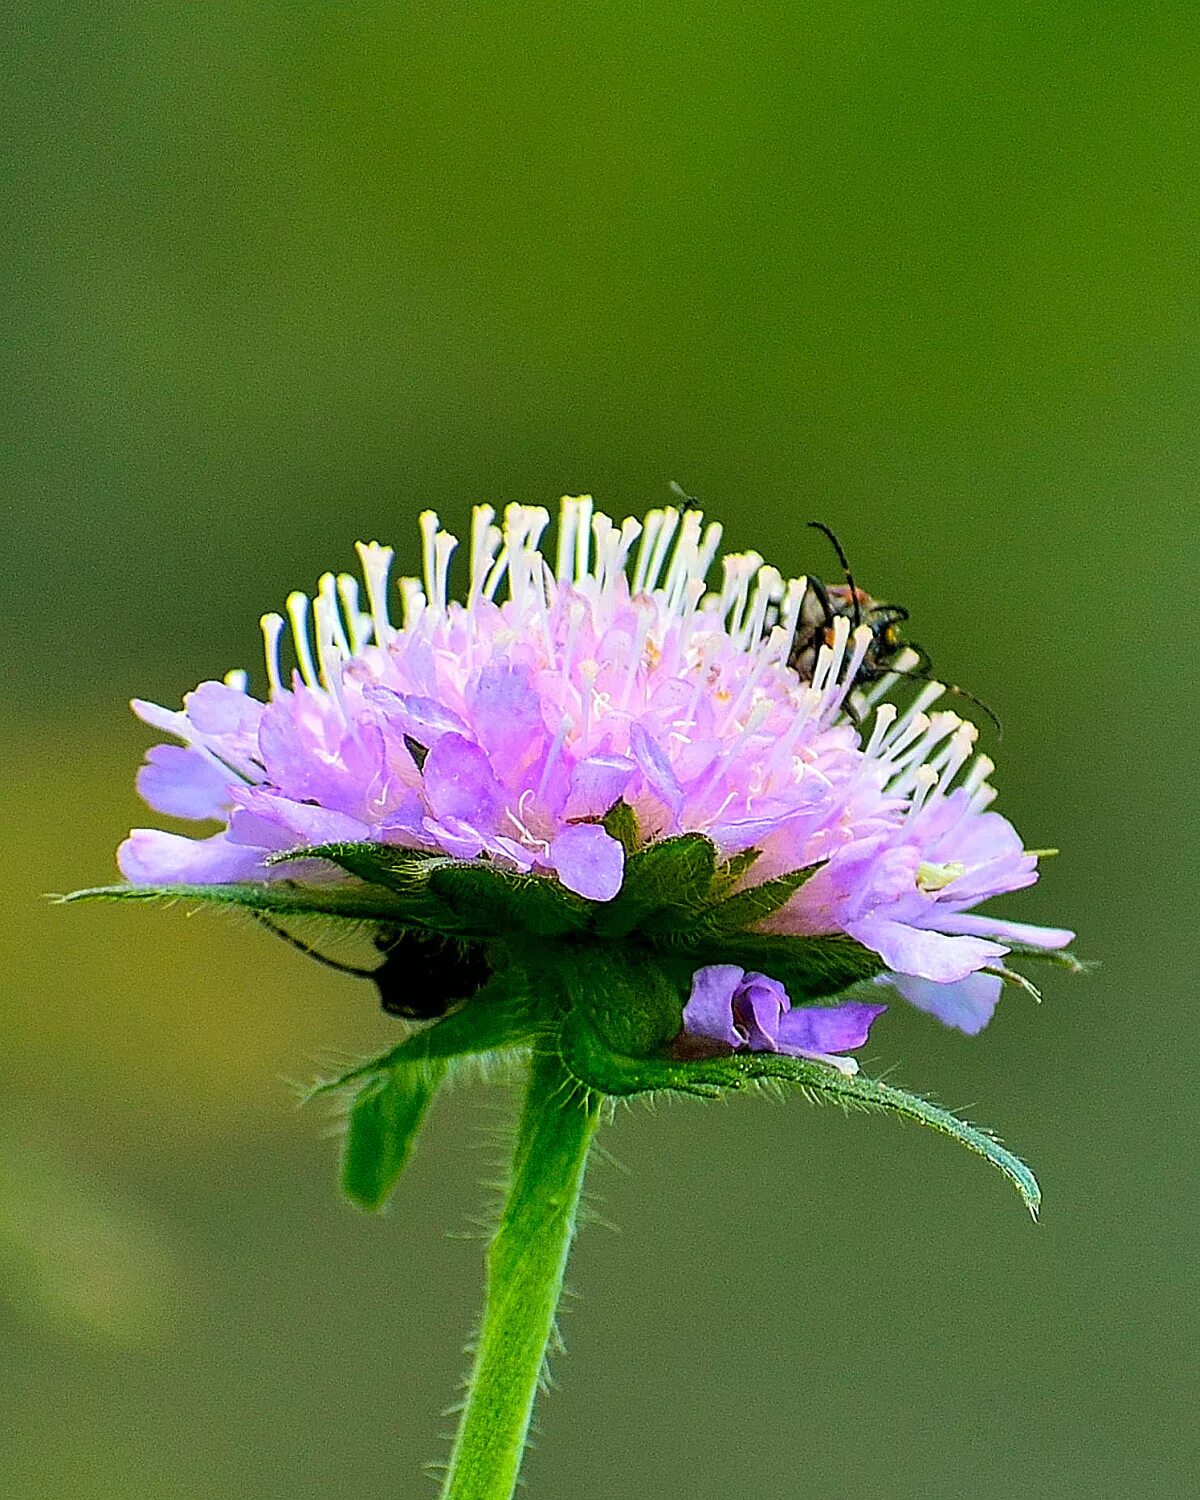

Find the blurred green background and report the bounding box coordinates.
[4,4,1196,1496]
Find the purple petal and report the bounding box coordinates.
[733,972,787,1050]
[256,692,343,800]
[681,965,745,1048]
[422,815,487,860]
[848,912,1007,983]
[136,745,236,821]
[548,825,625,901]
[704,799,826,855]
[882,971,1003,1036]
[227,790,371,849]
[183,680,263,737]
[491,835,537,871]
[364,688,471,746]
[118,829,267,885]
[131,698,189,739]
[562,754,637,820]
[421,733,505,826]
[466,664,546,770]
[776,1000,886,1056]
[376,791,430,843]
[629,723,685,819]
[934,912,1076,949]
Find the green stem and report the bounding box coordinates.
[441,1047,601,1500]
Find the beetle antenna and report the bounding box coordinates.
[250,911,379,978]
[888,669,1004,738]
[807,521,861,629]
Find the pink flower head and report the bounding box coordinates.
[119,495,1071,1027]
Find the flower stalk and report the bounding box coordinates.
[442,1048,601,1500]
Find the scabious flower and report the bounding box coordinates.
[119,495,1070,1037]
[90,492,1074,1496]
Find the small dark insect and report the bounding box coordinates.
[252,914,491,1020]
[787,521,914,686]
[797,521,1001,733]
[668,485,999,732]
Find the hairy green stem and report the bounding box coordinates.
[441,1047,601,1500]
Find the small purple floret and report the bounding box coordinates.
[682,965,885,1076]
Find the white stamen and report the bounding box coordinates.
[928,723,978,797]
[285,592,319,689]
[260,613,285,697]
[397,577,426,628]
[557,598,587,682]
[777,577,807,652]
[572,495,594,582]
[810,615,852,696]
[316,573,350,656]
[643,506,681,593]
[504,805,550,854]
[336,574,371,654]
[418,510,440,607]
[662,508,704,608]
[721,553,764,637]
[313,577,353,703]
[631,509,664,594]
[616,600,655,711]
[863,702,898,759]
[907,764,939,818]
[695,521,724,584]
[880,711,932,765]
[963,753,995,795]
[882,680,945,747]
[223,668,248,692]
[469,505,500,603]
[855,646,920,711]
[354,541,396,645]
[693,699,772,803]
[888,715,963,794]
[535,718,572,803]
[431,530,458,613]
[736,566,784,651]
[482,544,510,602]
[556,497,581,581]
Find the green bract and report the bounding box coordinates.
[65,825,1054,1217]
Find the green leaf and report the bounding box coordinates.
[558,1004,721,1099]
[427,862,590,939]
[309,968,548,1097]
[661,930,885,1000]
[706,847,763,902]
[981,964,1043,1003]
[557,1019,1039,1215]
[340,1058,447,1211]
[271,841,451,892]
[600,799,640,856]
[595,833,718,937]
[547,946,685,1060]
[1004,944,1093,977]
[276,843,591,939]
[57,880,435,927]
[687,862,823,935]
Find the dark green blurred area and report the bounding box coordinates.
[3,4,1195,1496]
